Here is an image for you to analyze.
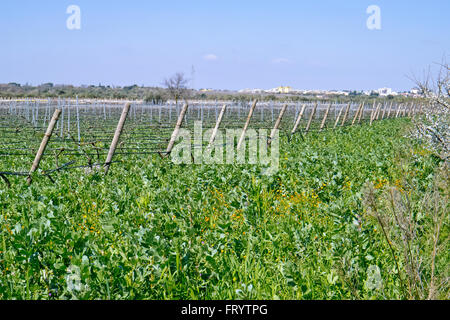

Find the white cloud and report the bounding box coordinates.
[203,54,218,61]
[272,58,291,64]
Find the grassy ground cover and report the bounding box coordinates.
[0,118,448,299]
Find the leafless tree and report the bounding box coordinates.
[410,58,449,161]
[163,72,189,104]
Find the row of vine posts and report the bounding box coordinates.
[0,99,423,187]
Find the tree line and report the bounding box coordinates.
[0,73,420,104]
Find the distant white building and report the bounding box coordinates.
[377,88,398,96]
[264,88,278,93]
[264,86,292,94]
[326,90,349,96]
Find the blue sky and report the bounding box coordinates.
[0,0,449,91]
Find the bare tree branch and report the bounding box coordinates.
[163,72,189,104]
[410,57,449,161]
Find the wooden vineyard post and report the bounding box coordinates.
[370,104,375,125]
[269,104,288,145]
[104,103,131,175]
[350,103,359,126]
[340,102,351,127]
[387,101,393,118]
[370,104,380,126]
[208,104,227,147]
[395,104,401,118]
[370,104,380,125]
[377,103,382,120]
[369,101,376,123]
[291,104,306,135]
[163,103,189,157]
[27,109,62,185]
[305,102,318,134]
[381,103,387,119]
[319,103,332,131]
[376,103,382,120]
[351,103,363,126]
[237,100,257,150]
[408,103,414,117]
[334,105,344,129]
[370,103,378,125]
[358,102,365,123]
